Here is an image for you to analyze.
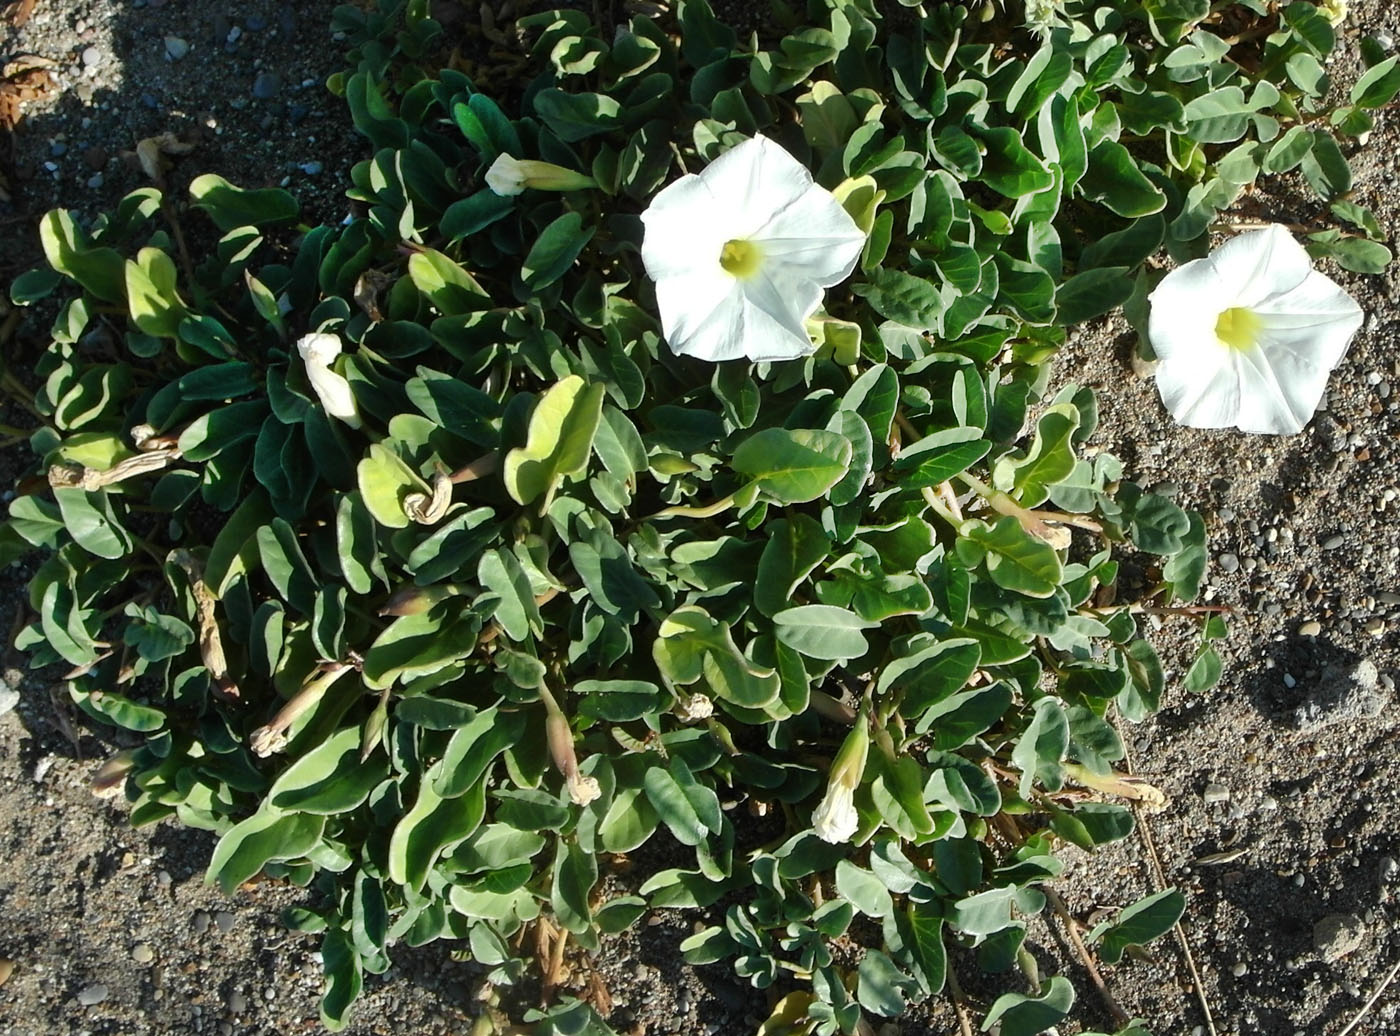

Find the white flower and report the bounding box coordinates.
[566,773,601,807]
[810,718,869,843]
[295,332,362,429]
[812,780,860,844]
[1147,224,1363,435]
[640,134,866,363]
[484,154,595,197]
[1318,0,1347,25]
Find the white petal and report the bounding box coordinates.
[694,134,814,239]
[640,173,730,283]
[306,363,362,428]
[812,783,858,844]
[296,331,343,366]
[484,154,526,196]
[1252,267,1364,373]
[1205,224,1312,308]
[739,269,822,359]
[653,268,744,360]
[753,184,866,286]
[1229,345,1317,434]
[1154,346,1242,429]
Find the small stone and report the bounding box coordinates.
[1260,795,1279,811]
[50,140,68,156]
[84,145,107,171]
[0,681,18,718]
[82,46,101,67]
[227,26,243,44]
[1232,961,1248,977]
[251,72,282,100]
[215,910,236,934]
[1218,552,1240,574]
[132,943,154,965]
[1295,660,1388,734]
[192,910,211,935]
[227,989,248,1014]
[1314,913,1366,963]
[0,959,13,987]
[86,173,104,189]
[164,36,190,60]
[1203,782,1230,804]
[299,160,323,175]
[1322,534,1345,551]
[1299,620,1322,637]
[77,983,109,1006]
[1378,856,1399,884]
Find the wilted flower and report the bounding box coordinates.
[484,153,596,197]
[296,332,362,429]
[673,692,714,723]
[1147,224,1363,435]
[811,719,870,844]
[640,134,866,363]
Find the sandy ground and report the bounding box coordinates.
[2,1,1399,1034]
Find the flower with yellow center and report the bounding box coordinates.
[1147,224,1363,434]
[640,134,866,363]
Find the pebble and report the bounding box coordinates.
[192,910,211,935]
[132,943,154,965]
[1379,856,1399,884]
[84,145,107,170]
[164,36,190,61]
[227,989,248,1014]
[1218,552,1240,574]
[215,910,236,934]
[82,46,101,67]
[1322,534,1346,551]
[0,959,12,986]
[0,682,18,718]
[1203,782,1230,804]
[1314,913,1366,963]
[252,73,282,99]
[1232,961,1248,977]
[300,160,323,175]
[77,983,109,1006]
[86,173,104,189]
[228,26,243,45]
[1299,620,1322,637]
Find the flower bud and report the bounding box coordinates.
[484,154,596,197]
[295,332,362,429]
[811,719,870,843]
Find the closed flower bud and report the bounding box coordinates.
[484,154,596,197]
[811,719,870,844]
[296,332,362,429]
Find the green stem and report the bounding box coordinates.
[645,491,737,522]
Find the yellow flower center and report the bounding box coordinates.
[719,239,764,280]
[1214,306,1262,351]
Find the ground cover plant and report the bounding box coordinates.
[2,0,1395,1033]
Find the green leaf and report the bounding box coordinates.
[551,838,598,934]
[190,173,299,231]
[878,637,981,717]
[319,928,362,1031]
[754,515,830,618]
[1352,55,1400,108]
[39,209,125,302]
[389,771,486,893]
[356,444,428,531]
[125,248,190,339]
[653,606,780,710]
[53,488,132,559]
[858,950,913,1017]
[854,268,944,329]
[503,376,605,507]
[1300,131,1352,200]
[533,89,622,141]
[1011,697,1068,798]
[732,427,852,504]
[1088,889,1186,964]
[991,404,1080,508]
[1056,267,1134,325]
[207,805,326,894]
[268,726,385,814]
[773,605,874,661]
[836,860,893,917]
[522,212,596,291]
[892,428,990,488]
[956,516,1063,599]
[643,758,722,847]
[1080,140,1166,217]
[982,976,1076,1036]
[478,548,541,642]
